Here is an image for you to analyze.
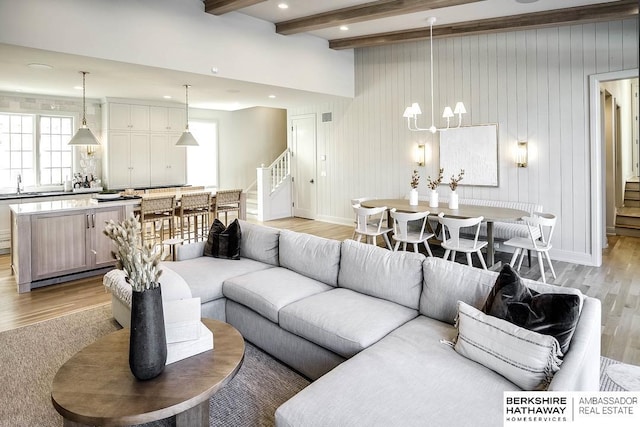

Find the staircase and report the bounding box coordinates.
[256,149,292,221]
[615,177,640,236]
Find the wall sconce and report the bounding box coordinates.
[415,144,425,166]
[516,141,528,168]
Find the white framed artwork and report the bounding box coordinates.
[439,124,498,187]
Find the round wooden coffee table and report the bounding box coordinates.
[51,318,244,427]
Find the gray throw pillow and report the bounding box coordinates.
[482,264,580,354]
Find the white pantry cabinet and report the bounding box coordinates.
[150,106,185,132]
[102,101,186,189]
[109,103,150,131]
[106,132,150,189]
[149,133,186,186]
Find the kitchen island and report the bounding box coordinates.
[10,198,139,293]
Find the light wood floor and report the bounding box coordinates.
[1,217,638,365]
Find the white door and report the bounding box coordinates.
[292,114,317,219]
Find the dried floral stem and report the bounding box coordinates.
[410,170,420,189]
[103,213,162,292]
[449,169,465,191]
[427,168,444,190]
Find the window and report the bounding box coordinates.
[0,113,74,189]
[187,120,218,187]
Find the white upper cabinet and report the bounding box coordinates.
[109,103,149,131]
[150,106,185,132]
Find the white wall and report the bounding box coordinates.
[290,19,639,265]
[0,0,354,98]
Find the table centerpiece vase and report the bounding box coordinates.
[448,191,459,209]
[429,190,439,208]
[104,214,166,381]
[130,286,167,380]
[409,188,419,206]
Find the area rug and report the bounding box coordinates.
[0,306,634,427]
[0,305,309,427]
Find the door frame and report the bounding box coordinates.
[290,113,317,219]
[589,68,639,267]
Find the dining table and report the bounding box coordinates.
[360,198,528,268]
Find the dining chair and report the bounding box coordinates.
[352,204,393,250]
[437,212,488,269]
[176,191,211,243]
[214,189,242,225]
[350,197,382,238]
[140,195,176,245]
[503,212,557,283]
[390,208,434,256]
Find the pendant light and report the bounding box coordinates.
[69,71,100,146]
[402,17,467,133]
[175,84,199,147]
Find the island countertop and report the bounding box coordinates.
[9,197,141,216]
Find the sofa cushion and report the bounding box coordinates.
[482,264,581,354]
[275,315,518,427]
[338,239,424,309]
[238,220,280,266]
[420,257,584,325]
[163,257,272,304]
[223,267,333,323]
[203,218,241,259]
[279,288,417,358]
[455,301,563,391]
[279,229,341,287]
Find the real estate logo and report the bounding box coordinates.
[504,391,640,426]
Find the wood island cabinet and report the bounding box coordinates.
[11,201,127,293]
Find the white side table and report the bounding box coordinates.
[162,237,184,261]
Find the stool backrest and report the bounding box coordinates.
[141,195,175,215]
[216,189,242,206]
[180,192,211,212]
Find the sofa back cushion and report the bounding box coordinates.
[238,220,280,266]
[421,257,583,325]
[279,230,341,286]
[338,239,424,309]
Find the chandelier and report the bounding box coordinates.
[403,17,467,133]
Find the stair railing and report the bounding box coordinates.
[267,149,290,193]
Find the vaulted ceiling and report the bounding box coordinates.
[205,0,638,50]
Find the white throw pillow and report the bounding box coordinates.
[454,301,563,391]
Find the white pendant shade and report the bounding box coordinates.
[442,107,454,118]
[454,102,467,115]
[175,130,199,147]
[176,84,199,147]
[68,126,99,146]
[70,71,100,147]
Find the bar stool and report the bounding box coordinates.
[140,195,176,245]
[176,191,211,243]
[214,189,242,225]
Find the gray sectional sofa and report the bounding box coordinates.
[105,219,601,426]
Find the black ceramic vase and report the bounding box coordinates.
[129,285,167,381]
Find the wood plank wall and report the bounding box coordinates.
[288,18,639,265]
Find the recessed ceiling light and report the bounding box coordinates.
[27,63,53,70]
[268,94,276,99]
[278,3,289,9]
[211,67,219,74]
[163,95,172,99]
[73,86,83,90]
[515,0,539,3]
[339,26,349,31]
